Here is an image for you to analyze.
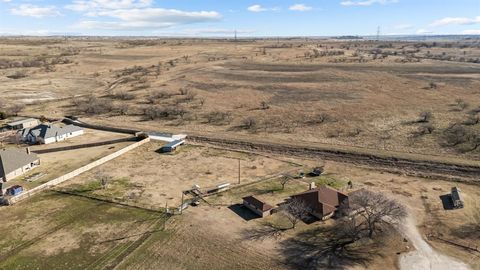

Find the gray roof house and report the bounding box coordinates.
[0,148,40,182]
[18,124,84,145]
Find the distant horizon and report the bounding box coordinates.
[1,0,479,37]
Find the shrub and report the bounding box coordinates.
[206,111,233,125]
[113,91,135,100]
[242,117,258,131]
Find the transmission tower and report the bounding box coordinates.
[376,26,381,41]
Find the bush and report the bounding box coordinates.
[441,124,480,152]
[146,90,173,104]
[417,111,433,123]
[307,113,334,124]
[113,91,135,100]
[143,105,186,120]
[77,95,114,115]
[412,124,435,137]
[206,111,233,125]
[242,117,258,131]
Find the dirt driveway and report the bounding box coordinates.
[399,215,470,270]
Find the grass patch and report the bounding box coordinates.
[0,191,165,270]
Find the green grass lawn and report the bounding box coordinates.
[207,173,346,206]
[0,191,167,270]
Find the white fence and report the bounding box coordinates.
[7,137,151,205]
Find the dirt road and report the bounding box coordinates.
[399,216,470,270]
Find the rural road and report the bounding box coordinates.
[399,216,470,270]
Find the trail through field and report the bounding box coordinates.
[399,216,470,270]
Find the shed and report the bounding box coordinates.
[6,185,23,196]
[451,187,464,209]
[7,118,39,130]
[242,196,273,217]
[159,139,185,153]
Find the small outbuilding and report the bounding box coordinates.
[451,187,464,209]
[7,118,39,130]
[242,195,273,217]
[159,139,185,153]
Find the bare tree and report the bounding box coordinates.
[260,101,270,110]
[96,171,112,190]
[280,174,293,190]
[348,190,407,238]
[242,117,258,131]
[281,198,311,229]
[7,104,25,116]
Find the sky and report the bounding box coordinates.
[0,0,479,36]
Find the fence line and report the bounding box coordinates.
[32,137,139,154]
[7,137,151,205]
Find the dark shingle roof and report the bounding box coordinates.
[27,124,83,139]
[0,148,39,178]
[243,196,273,212]
[291,185,348,217]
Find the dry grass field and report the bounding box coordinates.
[1,38,479,160]
[59,142,299,207]
[1,37,480,270]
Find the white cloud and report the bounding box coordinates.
[462,29,480,35]
[341,0,398,6]
[1,0,12,3]
[247,4,267,12]
[289,4,312,11]
[394,24,413,30]
[10,4,61,18]
[416,28,433,35]
[179,28,255,36]
[66,0,152,12]
[430,16,480,27]
[75,8,222,30]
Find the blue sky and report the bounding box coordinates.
[0,0,479,36]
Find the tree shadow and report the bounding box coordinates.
[279,227,378,269]
[242,222,289,241]
[450,223,480,240]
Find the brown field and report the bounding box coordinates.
[1,37,480,270]
[0,38,478,159]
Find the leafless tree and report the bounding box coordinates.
[7,103,25,116]
[116,104,130,115]
[281,198,311,229]
[242,117,258,131]
[348,190,407,238]
[280,174,293,190]
[260,101,270,110]
[96,171,112,190]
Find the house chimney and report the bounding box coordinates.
[309,182,316,190]
[26,147,31,155]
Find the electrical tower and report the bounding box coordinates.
[234,29,237,42]
[376,26,381,41]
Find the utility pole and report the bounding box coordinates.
[238,158,241,185]
[180,192,184,215]
[376,26,381,41]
